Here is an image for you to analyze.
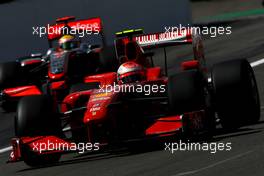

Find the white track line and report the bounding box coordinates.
[173,150,254,176]
[251,58,264,67]
[0,146,12,154]
[0,58,264,155]
[63,126,71,132]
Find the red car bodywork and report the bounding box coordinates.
[3,86,42,98]
[9,28,208,163]
[9,71,186,162]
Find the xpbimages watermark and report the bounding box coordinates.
[32,140,100,154]
[99,82,166,96]
[32,23,100,38]
[164,140,232,154]
[164,24,232,38]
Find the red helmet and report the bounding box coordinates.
[117,62,145,84]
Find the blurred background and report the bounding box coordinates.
[0,0,191,60]
[191,0,264,23]
[0,0,264,61]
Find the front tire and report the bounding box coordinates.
[15,95,62,166]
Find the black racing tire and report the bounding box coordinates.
[211,59,260,129]
[0,61,23,89]
[15,95,62,166]
[168,70,205,115]
[69,82,100,94]
[0,100,17,113]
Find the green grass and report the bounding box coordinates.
[199,8,264,22]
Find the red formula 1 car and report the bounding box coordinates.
[8,29,260,166]
[0,16,116,112]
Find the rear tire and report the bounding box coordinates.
[15,95,62,166]
[211,59,260,129]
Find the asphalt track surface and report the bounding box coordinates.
[1,17,264,176]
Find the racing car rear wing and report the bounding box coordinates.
[115,28,192,48]
[47,16,103,47]
[115,28,205,76]
[135,30,193,49]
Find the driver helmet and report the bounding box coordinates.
[58,35,80,50]
[117,61,146,84]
